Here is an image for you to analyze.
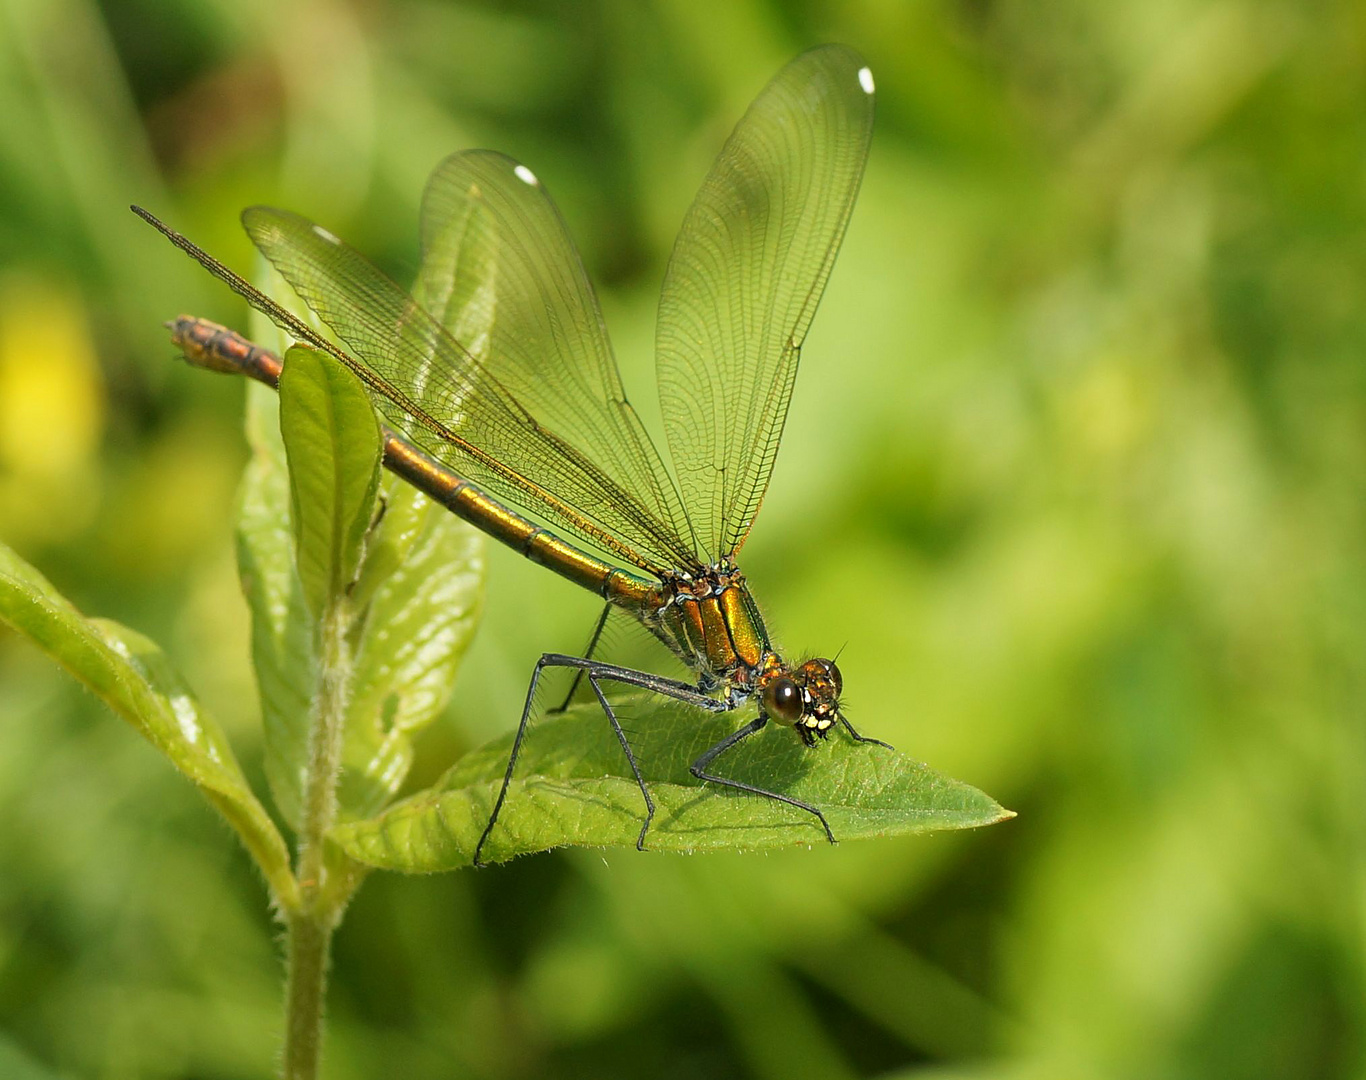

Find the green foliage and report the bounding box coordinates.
[0,1034,68,1080]
[0,542,297,908]
[338,475,484,820]
[241,361,486,828]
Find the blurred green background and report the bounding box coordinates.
[2,0,1364,1077]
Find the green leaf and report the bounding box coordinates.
[277,344,383,618]
[0,541,298,907]
[237,378,313,830]
[330,696,1013,870]
[339,480,485,819]
[238,285,484,829]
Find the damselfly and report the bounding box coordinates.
[135,44,889,864]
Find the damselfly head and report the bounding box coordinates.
[760,657,843,744]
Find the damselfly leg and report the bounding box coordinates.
[473,655,850,866]
[689,715,836,843]
[838,716,894,750]
[550,604,613,714]
[474,654,729,866]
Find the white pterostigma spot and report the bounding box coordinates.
[858,66,875,95]
[513,164,539,186]
[312,224,340,244]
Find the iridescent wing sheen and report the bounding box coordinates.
[241,152,697,575]
[655,45,874,561]
[416,151,692,558]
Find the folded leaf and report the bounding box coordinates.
[278,344,383,618]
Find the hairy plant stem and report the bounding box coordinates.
[282,600,355,1080]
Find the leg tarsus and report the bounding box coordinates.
[839,714,893,751]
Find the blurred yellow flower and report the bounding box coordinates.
[0,276,104,540]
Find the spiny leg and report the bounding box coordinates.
[837,714,894,751]
[690,717,838,844]
[474,653,729,867]
[474,654,554,868]
[550,603,612,714]
[587,674,654,850]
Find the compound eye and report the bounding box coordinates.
[762,677,803,724]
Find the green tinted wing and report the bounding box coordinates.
[241,157,695,574]
[416,151,692,562]
[656,45,874,561]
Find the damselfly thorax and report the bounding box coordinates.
[650,562,845,744]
